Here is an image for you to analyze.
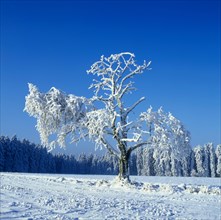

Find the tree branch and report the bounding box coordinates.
[101,137,120,158]
[127,141,151,154]
[124,97,145,116]
[118,82,135,99]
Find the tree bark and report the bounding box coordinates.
[118,151,131,181]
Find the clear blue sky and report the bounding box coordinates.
[1,0,220,154]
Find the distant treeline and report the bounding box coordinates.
[136,143,221,177]
[0,136,220,177]
[0,136,136,175]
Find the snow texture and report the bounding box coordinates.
[1,173,220,219]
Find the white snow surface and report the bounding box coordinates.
[0,173,221,220]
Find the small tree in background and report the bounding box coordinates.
[24,52,191,181]
[194,145,206,177]
[215,144,221,177]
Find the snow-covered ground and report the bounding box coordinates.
[0,173,220,219]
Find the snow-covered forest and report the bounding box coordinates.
[1,136,220,177]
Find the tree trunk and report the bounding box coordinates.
[118,152,130,181]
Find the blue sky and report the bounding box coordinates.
[1,0,220,154]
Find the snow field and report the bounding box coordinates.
[0,173,221,219]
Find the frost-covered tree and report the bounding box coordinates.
[190,149,196,176]
[190,144,217,177]
[181,155,191,177]
[204,143,216,177]
[215,144,221,177]
[140,107,191,177]
[143,147,155,176]
[136,147,151,176]
[24,52,190,181]
[194,145,207,177]
[209,144,216,177]
[136,147,144,176]
[202,144,210,177]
